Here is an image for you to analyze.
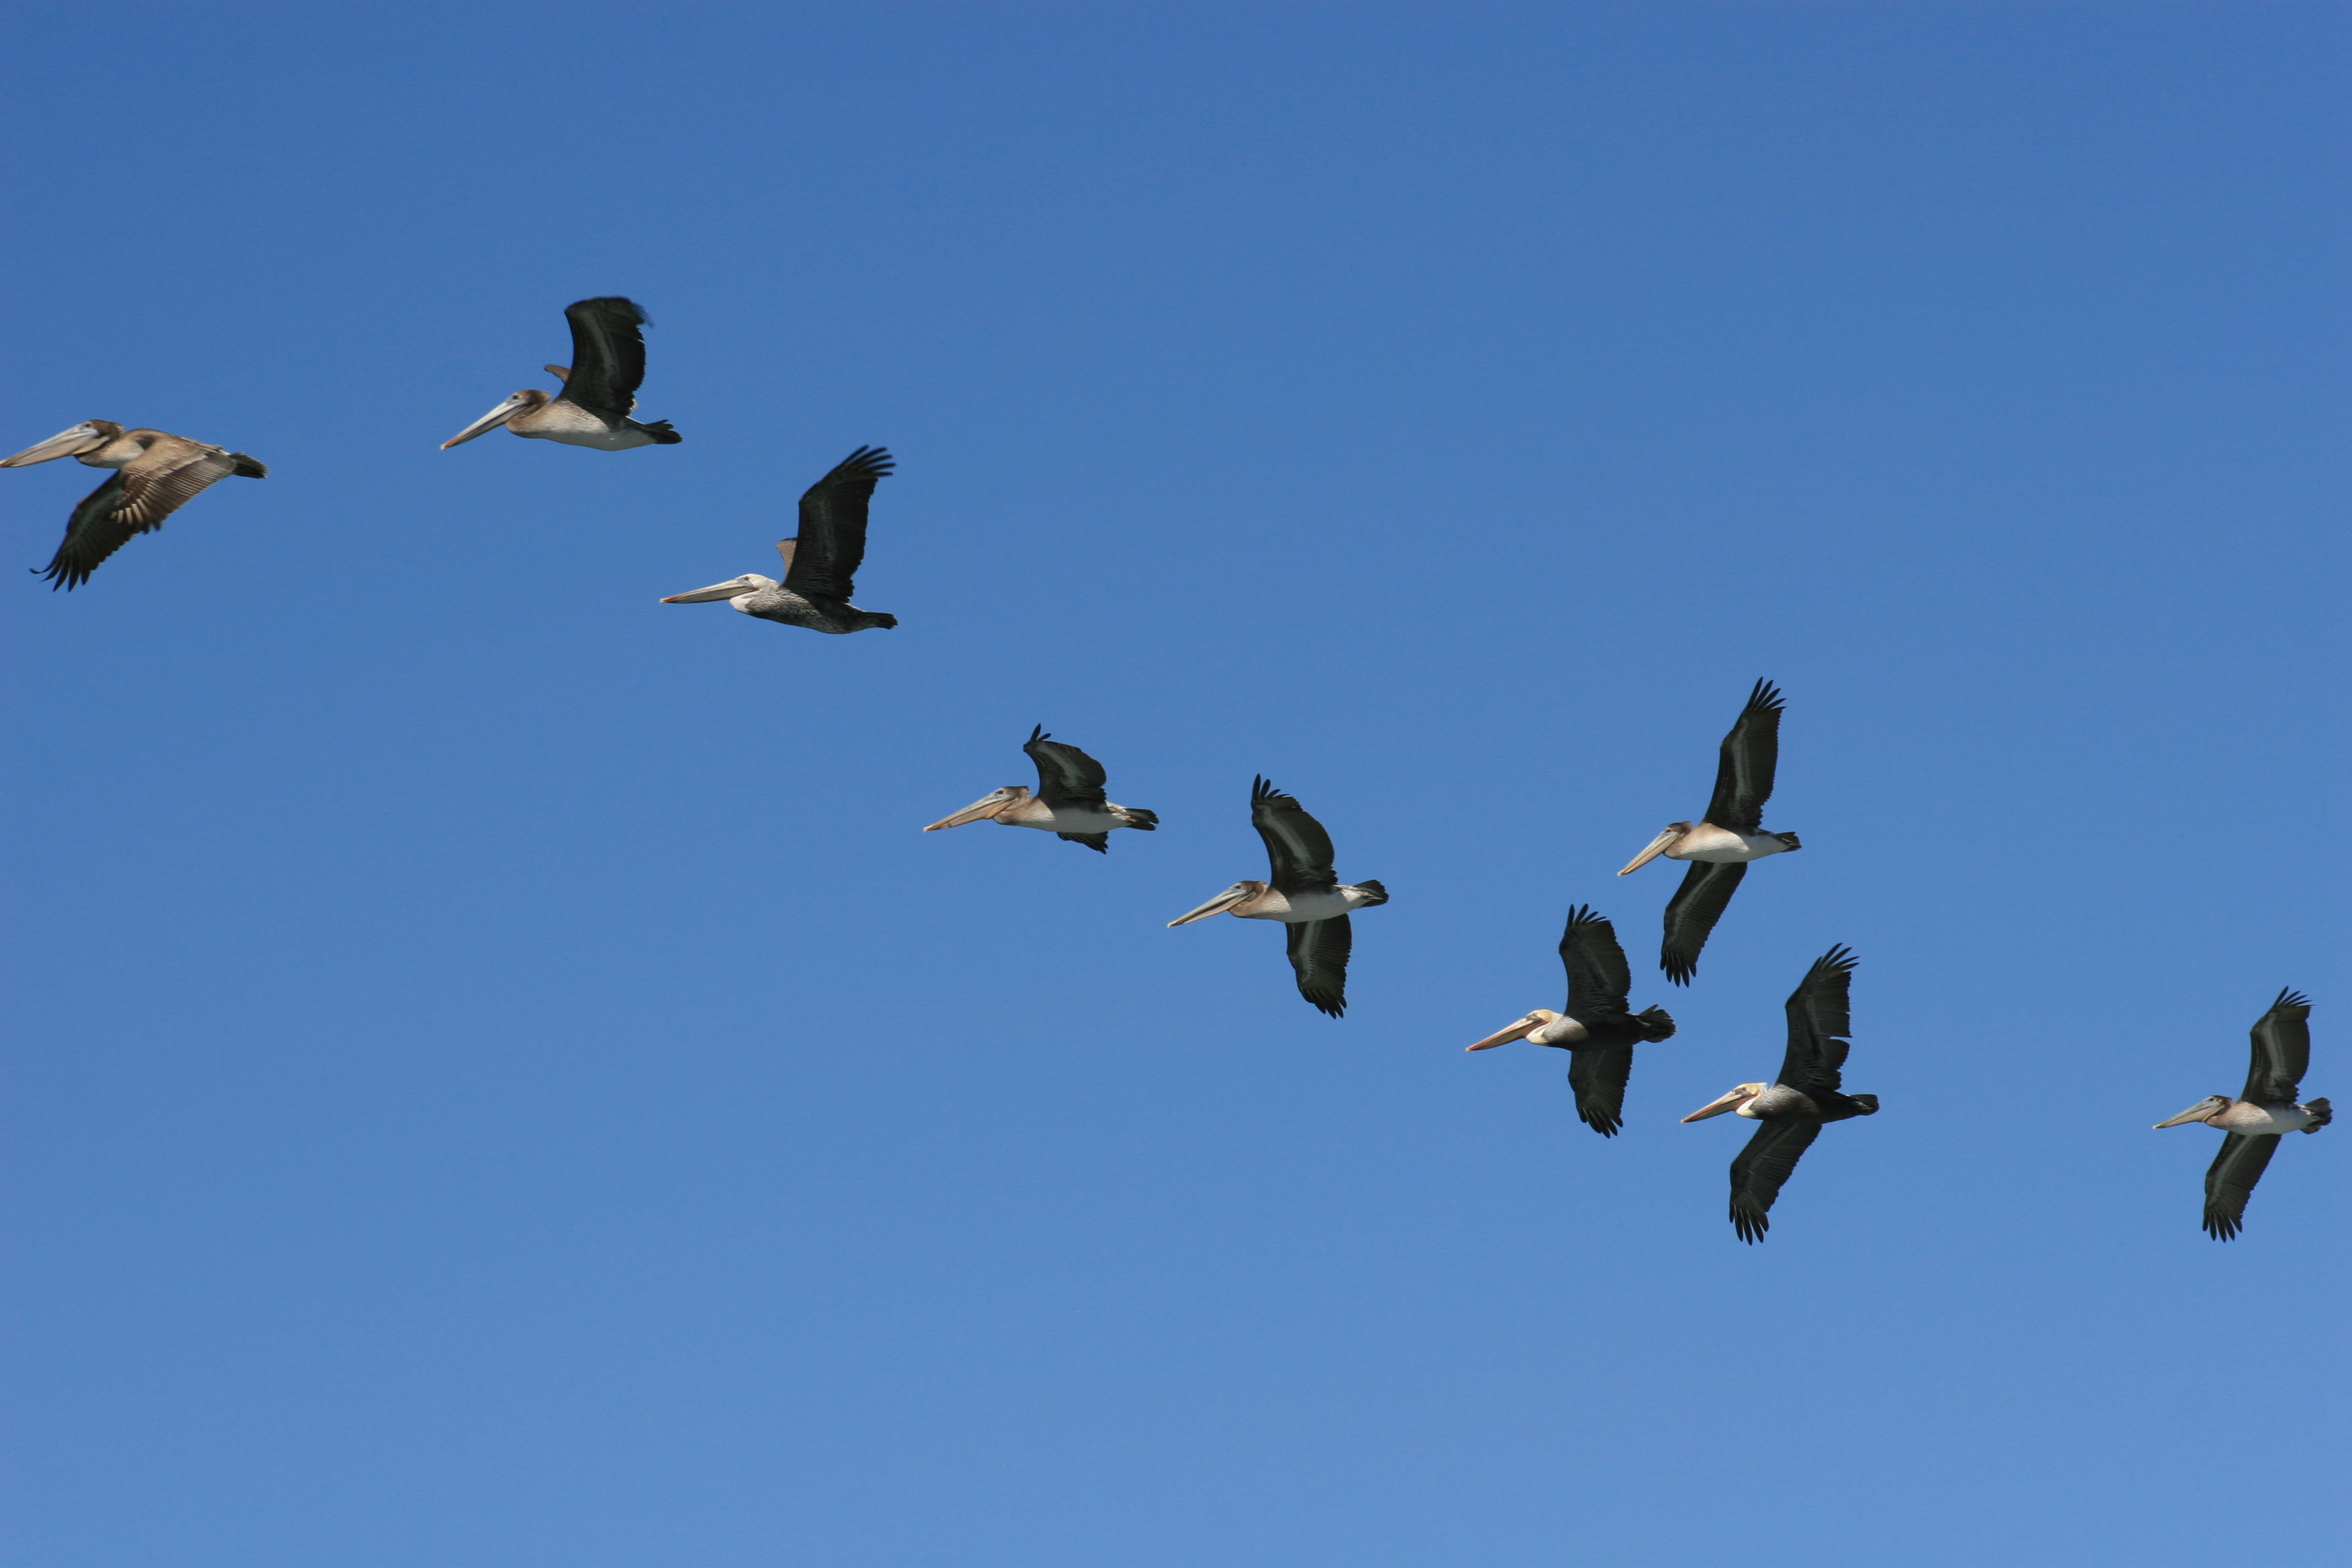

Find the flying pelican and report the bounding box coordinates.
[1464,905,1677,1136]
[442,297,681,450]
[1618,679,1800,984]
[1682,945,1876,1242]
[659,447,899,634]
[2,422,266,589]
[2155,989,2329,1240]
[1168,777,1387,1018]
[924,727,1160,852]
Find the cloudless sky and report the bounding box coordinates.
[3,5,2345,1565]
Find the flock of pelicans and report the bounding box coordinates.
[9,299,2331,1242]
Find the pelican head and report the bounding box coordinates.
[1619,822,1694,875]
[2,420,124,467]
[924,785,1032,832]
[1466,1010,1561,1051]
[660,573,777,605]
[1167,881,1268,927]
[441,389,550,448]
[1683,1083,1769,1122]
[2154,1095,2231,1130]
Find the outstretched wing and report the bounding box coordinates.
[1660,861,1745,985]
[1558,904,1634,1016]
[2202,1133,2280,1240]
[1056,832,1110,853]
[1024,726,1109,809]
[1778,944,1858,1094]
[1704,679,1783,832]
[785,446,894,602]
[2242,989,2312,1106]
[1285,916,1352,1017]
[1728,1118,1823,1242]
[1251,777,1339,893]
[38,444,258,590]
[1567,1046,1635,1138]
[559,297,652,423]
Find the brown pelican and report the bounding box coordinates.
[2155,989,2329,1240]
[660,447,898,634]
[1618,679,1800,984]
[442,297,681,450]
[924,727,1160,852]
[1168,777,1387,1018]
[1682,945,1877,1242]
[1465,905,1677,1136]
[2,422,266,589]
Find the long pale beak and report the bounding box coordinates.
[2153,1099,2224,1130]
[1168,885,1254,927]
[1,423,103,467]
[1618,827,1683,876]
[1465,1017,1540,1052]
[1681,1088,1753,1122]
[440,393,530,449]
[924,791,1014,831]
[660,580,757,604]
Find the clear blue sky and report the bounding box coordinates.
[3,5,2345,1565]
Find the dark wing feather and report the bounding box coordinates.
[1056,832,1110,853]
[1704,679,1783,832]
[1558,904,1633,1016]
[1778,944,1858,1094]
[784,446,893,602]
[2202,1133,2280,1240]
[2242,989,2312,1106]
[1659,861,1746,985]
[1251,777,1339,893]
[1024,726,1109,809]
[559,297,652,423]
[38,472,132,589]
[38,444,249,590]
[1728,1119,1823,1242]
[1567,1046,1634,1138]
[1285,916,1351,1017]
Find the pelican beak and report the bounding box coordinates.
[1618,826,1684,876]
[924,790,1017,831]
[1681,1087,1755,1122]
[660,579,757,604]
[1,422,104,467]
[1466,1016,1541,1052]
[440,393,531,448]
[1167,884,1255,927]
[2153,1098,2226,1130]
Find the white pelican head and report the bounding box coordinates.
[1167,881,1268,926]
[1682,1083,1769,1121]
[923,786,1033,832]
[2153,1095,2231,1130]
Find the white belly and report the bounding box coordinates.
[2214,1102,2316,1135]
[1669,825,1786,863]
[1238,888,1359,922]
[1008,805,1122,835]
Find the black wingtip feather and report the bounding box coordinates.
[1745,678,1785,714]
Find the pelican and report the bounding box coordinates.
[660,447,899,634]
[1168,777,1387,1018]
[442,297,681,450]
[2155,989,2329,1240]
[3,422,266,589]
[1682,945,1877,1242]
[924,727,1159,852]
[1465,905,1677,1136]
[1618,679,1800,984]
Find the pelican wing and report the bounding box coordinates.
[783,446,893,603]
[1567,1046,1634,1138]
[1728,1118,1823,1242]
[2202,1132,2280,1240]
[38,443,260,590]
[1778,944,1857,1095]
[2241,988,2312,1106]
[1024,726,1109,809]
[1703,679,1783,832]
[1558,903,1633,1016]
[1285,915,1352,1017]
[559,297,652,423]
[1660,860,1746,985]
[1251,776,1339,893]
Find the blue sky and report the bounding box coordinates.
[3,5,2345,1565]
